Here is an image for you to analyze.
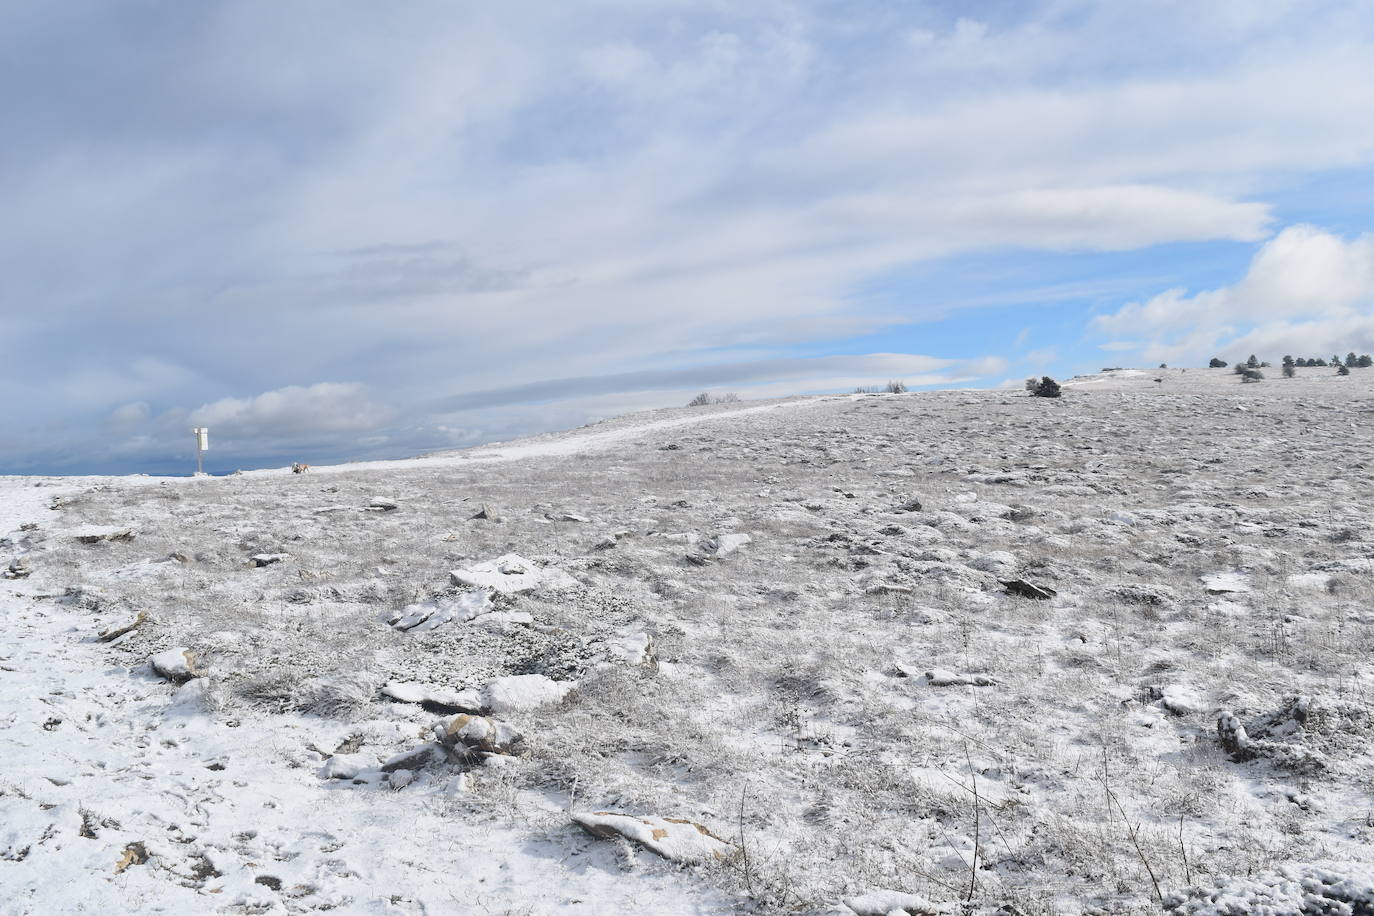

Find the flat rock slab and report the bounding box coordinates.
[69,526,135,544]
[449,554,578,594]
[382,681,482,712]
[1202,571,1251,594]
[482,674,575,714]
[571,811,732,863]
[1001,579,1056,600]
[384,591,493,631]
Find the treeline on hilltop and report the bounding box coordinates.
[1208,352,1373,379]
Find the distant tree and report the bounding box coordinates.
[687,392,711,407]
[1333,355,1343,367]
[1242,369,1264,383]
[1283,363,1296,378]
[1338,364,1351,376]
[1347,352,1360,368]
[715,392,740,403]
[1294,357,1308,367]
[1246,354,1260,368]
[1233,365,1249,375]
[885,380,907,394]
[1360,355,1374,368]
[1315,358,1328,367]
[1159,363,1168,369]
[1029,376,1062,398]
[1209,357,1228,368]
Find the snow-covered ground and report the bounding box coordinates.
[5,369,1374,914]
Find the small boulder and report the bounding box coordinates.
[4,557,30,579]
[366,497,399,511]
[248,553,288,568]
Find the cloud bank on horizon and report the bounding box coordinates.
[4,1,1374,473]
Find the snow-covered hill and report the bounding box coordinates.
[4,369,1374,915]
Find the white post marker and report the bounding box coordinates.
[193,427,209,476]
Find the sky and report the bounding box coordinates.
[5,0,1374,475]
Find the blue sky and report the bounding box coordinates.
[5,1,1374,475]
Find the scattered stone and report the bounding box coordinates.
[98,611,148,642]
[433,713,524,757]
[469,504,498,521]
[1001,579,1056,600]
[4,557,30,579]
[150,648,198,683]
[449,554,578,594]
[571,811,732,864]
[366,497,399,511]
[248,553,289,568]
[893,498,924,513]
[549,512,589,522]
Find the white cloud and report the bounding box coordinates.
[189,383,395,440]
[1093,225,1374,362]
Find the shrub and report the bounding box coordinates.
[1233,365,1248,375]
[1246,354,1260,368]
[1029,376,1062,398]
[715,392,740,403]
[1337,364,1351,376]
[1209,357,1227,368]
[884,380,907,394]
[1159,363,1168,368]
[1359,354,1373,368]
[687,392,711,407]
[1283,363,1296,378]
[1347,352,1359,367]
[1242,369,1264,383]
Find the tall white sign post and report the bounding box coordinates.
[193,427,209,476]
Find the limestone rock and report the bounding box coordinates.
[432,713,524,756]
[482,674,575,714]
[98,611,147,642]
[571,811,732,863]
[70,525,135,544]
[150,648,198,683]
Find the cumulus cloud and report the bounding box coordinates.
[1093,225,1374,362]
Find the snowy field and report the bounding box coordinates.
[4,366,1374,914]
